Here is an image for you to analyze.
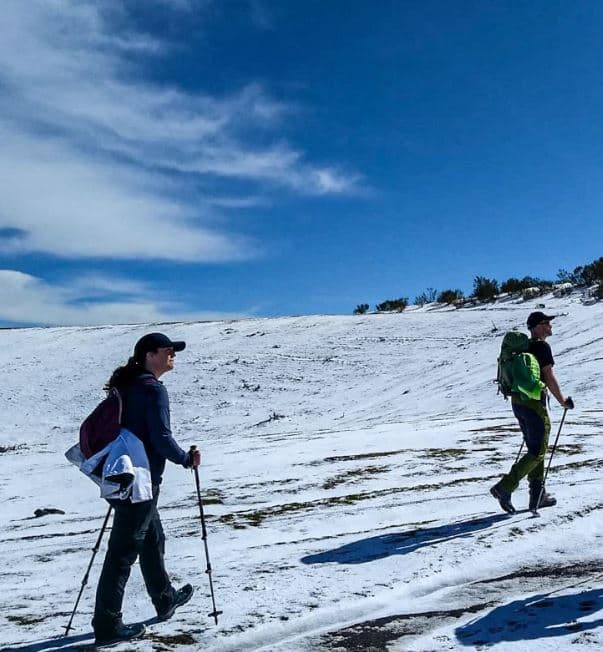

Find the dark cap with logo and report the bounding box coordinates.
[527,311,556,330]
[134,332,186,359]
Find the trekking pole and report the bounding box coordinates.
[63,505,113,636]
[534,407,569,513]
[513,441,524,464]
[190,446,222,625]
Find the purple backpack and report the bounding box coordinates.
[79,388,122,458]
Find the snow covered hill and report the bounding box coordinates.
[1,293,601,651]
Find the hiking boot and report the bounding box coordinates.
[156,583,194,621]
[490,482,516,514]
[529,481,557,511]
[94,622,145,647]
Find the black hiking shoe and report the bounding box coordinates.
[490,482,516,514]
[529,481,557,511]
[157,583,194,621]
[94,622,145,647]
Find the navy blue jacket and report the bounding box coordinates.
[118,373,188,485]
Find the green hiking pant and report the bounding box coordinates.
[500,398,551,494]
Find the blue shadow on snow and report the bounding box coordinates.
[301,513,511,565]
[1,615,160,651]
[456,588,603,646]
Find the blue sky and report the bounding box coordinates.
[1,0,601,326]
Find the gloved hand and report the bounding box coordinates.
[563,396,574,410]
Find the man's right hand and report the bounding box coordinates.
[563,396,575,409]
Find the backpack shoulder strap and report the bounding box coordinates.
[109,387,123,425]
[139,373,160,387]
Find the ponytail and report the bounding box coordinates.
[104,356,144,392]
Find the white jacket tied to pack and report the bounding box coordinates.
[66,387,152,502]
[66,429,152,503]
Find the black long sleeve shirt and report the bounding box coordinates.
[119,373,188,485]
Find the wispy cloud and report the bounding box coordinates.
[0,127,250,261]
[0,270,246,326]
[0,0,360,262]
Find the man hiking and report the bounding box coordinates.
[92,332,201,646]
[491,312,574,514]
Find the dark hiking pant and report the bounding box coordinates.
[500,398,551,494]
[93,485,175,630]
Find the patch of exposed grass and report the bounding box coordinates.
[163,489,225,510]
[323,465,390,489]
[556,502,603,523]
[7,614,48,625]
[34,555,53,563]
[566,419,603,429]
[555,443,586,456]
[0,528,97,544]
[146,632,197,646]
[311,449,411,465]
[419,448,468,460]
[218,475,493,528]
[321,601,495,651]
[0,443,27,454]
[474,559,601,584]
[556,458,603,472]
[199,489,226,505]
[238,478,300,490]
[468,424,521,433]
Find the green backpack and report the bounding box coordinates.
[496,331,545,400]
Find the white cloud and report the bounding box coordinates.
[0,270,245,326]
[0,127,251,261]
[0,0,360,261]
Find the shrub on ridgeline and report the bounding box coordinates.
[376,297,408,312]
[500,276,541,294]
[436,289,465,304]
[557,266,587,286]
[472,276,499,302]
[557,258,603,287]
[499,277,521,294]
[582,257,603,300]
[582,256,603,285]
[361,255,602,314]
[414,288,438,306]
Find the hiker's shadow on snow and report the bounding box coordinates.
[301,513,511,565]
[455,588,603,646]
[1,616,158,652]
[0,632,91,652]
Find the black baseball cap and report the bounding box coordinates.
[527,311,556,329]
[134,332,186,359]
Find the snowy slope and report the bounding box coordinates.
[0,292,601,651]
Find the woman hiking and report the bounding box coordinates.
[91,332,200,647]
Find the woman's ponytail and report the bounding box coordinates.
[104,356,143,391]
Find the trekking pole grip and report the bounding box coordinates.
[188,444,201,469]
